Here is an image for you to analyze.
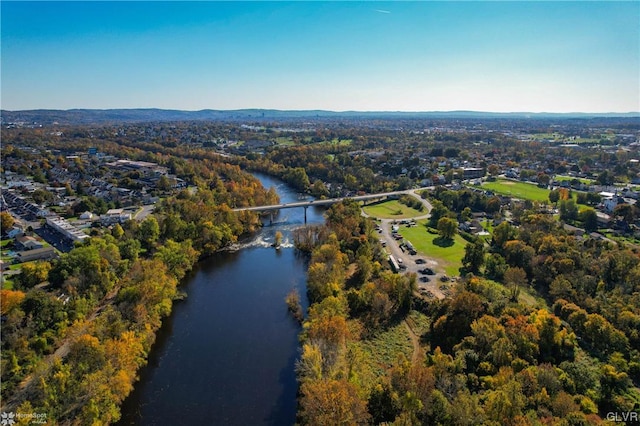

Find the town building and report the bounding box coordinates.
[46,217,90,243]
[15,246,57,262]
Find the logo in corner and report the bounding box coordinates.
[0,412,15,426]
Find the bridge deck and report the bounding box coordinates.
[232,187,431,212]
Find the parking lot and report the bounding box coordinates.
[377,220,446,299]
[35,225,76,253]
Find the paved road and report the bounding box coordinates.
[134,204,155,221]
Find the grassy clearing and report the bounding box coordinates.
[480,179,551,202]
[2,279,14,290]
[398,220,466,276]
[1,239,12,248]
[406,310,431,337]
[326,138,352,146]
[349,320,413,386]
[274,136,295,146]
[480,278,545,308]
[475,219,494,242]
[363,200,424,219]
[600,231,640,247]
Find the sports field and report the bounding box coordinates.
[480,179,551,202]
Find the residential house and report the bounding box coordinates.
[15,235,43,251]
[6,226,24,239]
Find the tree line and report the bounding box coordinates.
[294,197,639,424]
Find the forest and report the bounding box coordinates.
[1,119,639,424]
[1,135,277,423]
[295,199,639,425]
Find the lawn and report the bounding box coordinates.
[478,178,597,206]
[479,179,551,202]
[362,200,425,219]
[2,278,14,290]
[398,220,467,276]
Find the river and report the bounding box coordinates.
[118,174,325,425]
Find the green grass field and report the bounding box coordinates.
[398,220,466,276]
[348,320,413,386]
[362,200,425,219]
[480,179,551,202]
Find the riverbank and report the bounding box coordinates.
[117,173,322,425]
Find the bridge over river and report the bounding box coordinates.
[233,187,432,223]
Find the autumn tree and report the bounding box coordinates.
[0,289,25,313]
[111,223,124,240]
[461,239,485,274]
[1,211,15,234]
[492,221,517,251]
[485,253,508,281]
[138,216,160,250]
[299,379,370,425]
[428,200,450,228]
[437,217,458,241]
[578,208,598,232]
[504,267,527,301]
[153,239,199,280]
[559,199,578,222]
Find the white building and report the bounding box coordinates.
[46,217,90,243]
[101,208,132,225]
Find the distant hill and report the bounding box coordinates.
[1,108,639,126]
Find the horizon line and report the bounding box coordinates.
[2,107,640,115]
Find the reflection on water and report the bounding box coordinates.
[118,174,324,425]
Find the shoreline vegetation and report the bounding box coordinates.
[285,288,304,323]
[0,136,279,423]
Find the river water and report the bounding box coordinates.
[118,174,325,425]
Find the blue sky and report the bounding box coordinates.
[2,1,639,112]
